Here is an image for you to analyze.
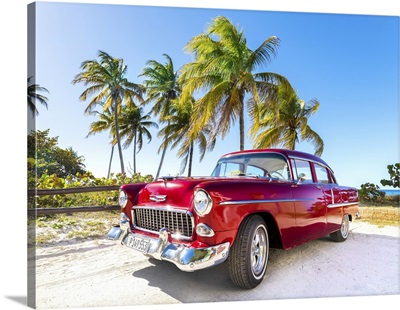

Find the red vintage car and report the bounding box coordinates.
[108,148,358,289]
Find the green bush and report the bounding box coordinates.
[381,194,400,207]
[28,171,153,210]
[358,182,386,203]
[380,163,400,188]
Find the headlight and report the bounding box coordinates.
[118,190,128,208]
[194,190,212,216]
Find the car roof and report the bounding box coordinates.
[221,148,332,170]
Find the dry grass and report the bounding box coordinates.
[28,211,120,246]
[29,205,399,246]
[357,205,400,227]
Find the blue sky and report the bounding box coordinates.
[28,1,399,189]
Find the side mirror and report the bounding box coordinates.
[297,173,306,184]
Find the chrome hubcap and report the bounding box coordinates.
[341,215,349,238]
[251,225,268,278]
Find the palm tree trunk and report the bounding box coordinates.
[291,139,296,151]
[239,100,245,151]
[188,142,194,177]
[112,92,125,175]
[133,130,137,174]
[107,144,115,179]
[156,144,167,179]
[155,120,170,179]
[290,130,297,150]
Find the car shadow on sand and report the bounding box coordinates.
[132,258,242,303]
[130,238,331,304]
[130,231,400,304]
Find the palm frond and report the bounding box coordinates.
[27,77,49,115]
[247,36,280,69]
[302,125,324,156]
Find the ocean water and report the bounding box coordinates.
[380,189,400,196]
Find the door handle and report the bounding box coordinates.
[315,186,322,190]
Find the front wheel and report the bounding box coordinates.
[228,215,269,289]
[330,214,350,242]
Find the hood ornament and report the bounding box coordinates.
[150,195,167,202]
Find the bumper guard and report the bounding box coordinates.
[107,222,229,272]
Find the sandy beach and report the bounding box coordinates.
[28,220,399,309]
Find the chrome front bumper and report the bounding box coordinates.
[107,222,230,272]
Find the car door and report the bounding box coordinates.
[290,158,327,244]
[314,163,343,233]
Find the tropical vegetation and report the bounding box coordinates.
[179,15,290,151]
[380,163,400,188]
[27,129,152,210]
[72,50,144,175]
[27,76,49,115]
[28,129,86,186]
[118,105,158,174]
[64,16,325,181]
[140,53,181,178]
[85,103,116,179]
[359,164,399,206]
[30,15,328,188]
[28,170,153,211]
[251,83,324,156]
[158,98,216,176]
[358,182,386,202]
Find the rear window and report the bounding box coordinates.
[291,159,313,183]
[314,163,330,184]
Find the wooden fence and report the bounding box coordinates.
[27,186,121,216]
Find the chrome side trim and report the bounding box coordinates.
[219,198,312,206]
[133,205,188,212]
[327,202,358,208]
[288,155,333,173]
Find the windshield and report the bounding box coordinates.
[211,153,291,181]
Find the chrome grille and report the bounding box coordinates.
[132,207,194,239]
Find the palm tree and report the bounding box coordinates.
[158,98,216,176]
[118,105,158,174]
[86,104,116,178]
[140,53,180,178]
[58,147,87,178]
[179,16,289,151]
[252,84,324,156]
[27,76,49,116]
[72,50,143,175]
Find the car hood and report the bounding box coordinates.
[136,177,215,209]
[134,176,285,209]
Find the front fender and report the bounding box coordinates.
[121,183,148,222]
[195,179,296,248]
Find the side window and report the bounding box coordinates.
[246,165,265,177]
[314,163,330,184]
[291,159,313,183]
[218,162,244,176]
